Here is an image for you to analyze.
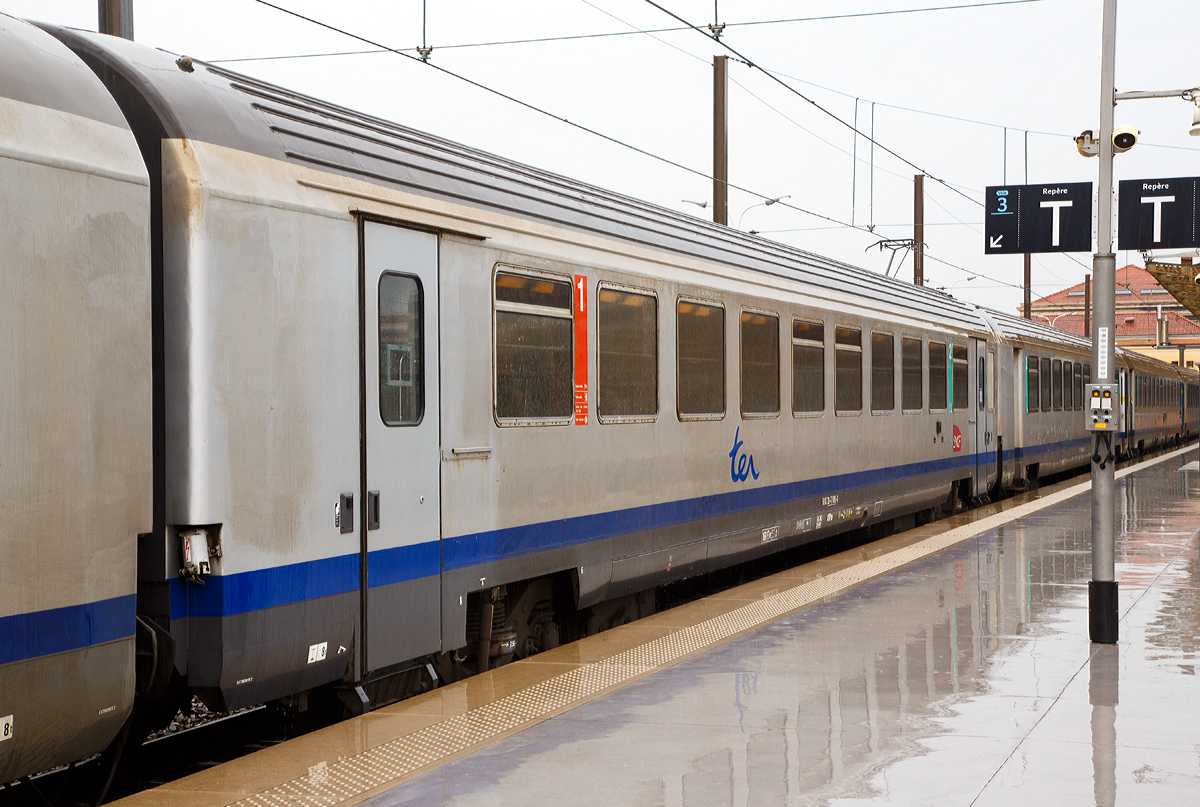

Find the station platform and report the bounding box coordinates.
[116,447,1200,807]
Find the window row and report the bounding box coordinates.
[1135,374,1180,409]
[1026,355,1089,413]
[493,268,983,424]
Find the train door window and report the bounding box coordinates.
[1040,357,1052,412]
[494,270,574,423]
[791,318,824,415]
[901,336,922,412]
[951,344,969,412]
[929,341,948,411]
[987,350,996,411]
[1052,359,1063,410]
[1027,355,1039,412]
[1063,361,1073,409]
[741,309,780,417]
[597,284,658,421]
[871,332,895,413]
[677,298,725,419]
[1074,363,1083,410]
[835,325,863,414]
[978,357,986,409]
[379,273,424,425]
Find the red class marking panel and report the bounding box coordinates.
[574,275,588,425]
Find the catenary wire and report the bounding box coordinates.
[248,0,1041,296]
[213,1,1045,62]
[248,0,875,235]
[642,0,987,208]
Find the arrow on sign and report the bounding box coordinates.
[989,234,1003,249]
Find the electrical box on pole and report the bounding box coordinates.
[1085,384,1117,431]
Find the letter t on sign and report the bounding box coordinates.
[1040,200,1073,247]
[1141,196,1176,243]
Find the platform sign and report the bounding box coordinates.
[1117,177,1200,250]
[984,183,1093,254]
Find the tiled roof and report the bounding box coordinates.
[1031,265,1169,306]
[1047,309,1200,339]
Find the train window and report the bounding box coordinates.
[1040,357,1052,413]
[1062,361,1073,410]
[1027,355,1040,412]
[677,299,725,419]
[901,336,922,412]
[792,318,824,415]
[929,342,948,411]
[871,332,895,413]
[978,357,986,409]
[379,273,424,426]
[494,271,573,423]
[1074,363,1083,410]
[741,310,780,416]
[597,285,658,421]
[1052,359,1063,410]
[987,350,996,411]
[1085,363,1091,389]
[835,325,863,413]
[951,344,969,411]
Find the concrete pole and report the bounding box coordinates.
[713,55,728,226]
[1090,0,1118,645]
[98,0,134,40]
[913,174,924,286]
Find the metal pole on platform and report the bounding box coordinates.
[1090,0,1119,645]
[713,55,728,226]
[913,174,924,286]
[98,0,133,40]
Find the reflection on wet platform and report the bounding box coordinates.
[370,455,1200,806]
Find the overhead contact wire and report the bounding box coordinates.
[249,0,867,234]
[641,0,985,209]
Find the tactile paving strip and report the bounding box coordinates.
[232,448,1185,807]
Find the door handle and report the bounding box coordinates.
[367,490,380,530]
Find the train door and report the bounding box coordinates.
[975,339,996,495]
[359,220,442,674]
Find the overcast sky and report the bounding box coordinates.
[8,0,1199,315]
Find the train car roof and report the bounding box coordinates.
[0,15,130,129]
[982,309,1092,352]
[40,24,1000,334]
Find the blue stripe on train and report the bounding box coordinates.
[165,435,1097,619]
[0,594,136,665]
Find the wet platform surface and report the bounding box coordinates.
[117,448,1200,807]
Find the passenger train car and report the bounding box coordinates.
[1,15,1196,788]
[0,18,151,787]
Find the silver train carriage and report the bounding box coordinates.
[4,17,1198,785]
[0,17,151,785]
